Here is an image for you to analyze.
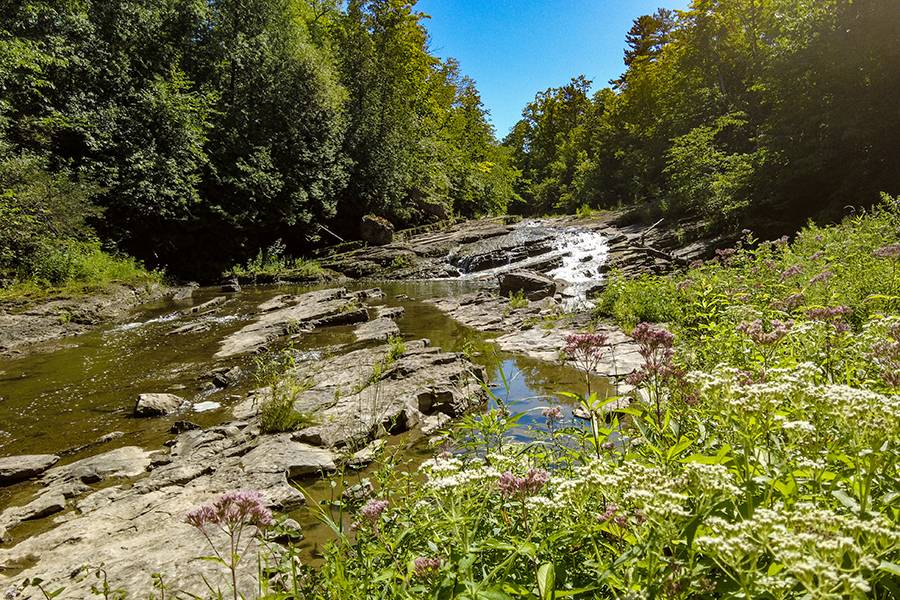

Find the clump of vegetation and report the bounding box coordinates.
[226,240,323,282]
[507,290,529,309]
[254,347,316,434]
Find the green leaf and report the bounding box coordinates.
[537,563,555,600]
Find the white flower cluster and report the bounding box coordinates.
[696,502,900,596]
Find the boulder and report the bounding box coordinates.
[0,454,59,485]
[354,317,400,343]
[241,434,337,479]
[43,446,153,485]
[134,393,185,417]
[348,439,386,469]
[212,366,243,389]
[360,215,394,246]
[499,270,557,301]
[221,277,241,293]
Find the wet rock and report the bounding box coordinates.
[449,227,557,273]
[0,523,6,543]
[216,288,359,358]
[97,431,124,444]
[192,400,220,412]
[499,270,557,301]
[212,365,243,389]
[183,296,226,315]
[353,288,384,300]
[43,446,153,485]
[171,284,197,302]
[283,340,486,448]
[348,439,386,469]
[354,317,400,343]
[343,479,374,503]
[375,306,405,320]
[170,421,201,434]
[134,393,185,417]
[221,277,241,293]
[0,454,59,486]
[360,214,394,246]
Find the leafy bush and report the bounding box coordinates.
[226,240,324,281]
[595,271,684,328]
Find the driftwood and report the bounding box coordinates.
[633,218,689,266]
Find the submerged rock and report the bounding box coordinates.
[0,454,59,486]
[498,269,557,301]
[134,393,186,417]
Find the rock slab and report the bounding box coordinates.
[0,454,60,485]
[134,393,185,417]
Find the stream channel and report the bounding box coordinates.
[0,278,611,563]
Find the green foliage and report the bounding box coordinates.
[226,240,323,281]
[385,335,406,363]
[282,198,900,600]
[507,290,529,310]
[504,0,900,228]
[254,347,316,434]
[595,271,684,328]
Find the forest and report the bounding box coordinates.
[1,0,898,287]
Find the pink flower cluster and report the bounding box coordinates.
[597,503,628,527]
[774,292,806,312]
[563,332,609,375]
[779,265,803,281]
[360,499,389,522]
[807,305,852,333]
[871,323,900,387]
[498,468,550,498]
[626,323,677,387]
[413,556,442,577]
[808,270,834,285]
[738,319,793,345]
[874,243,900,259]
[185,490,273,531]
[542,406,563,423]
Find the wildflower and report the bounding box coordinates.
[874,243,900,259]
[676,278,692,291]
[737,319,793,345]
[688,259,704,269]
[808,270,834,285]
[779,264,802,281]
[542,405,563,424]
[774,292,805,312]
[498,468,550,498]
[185,490,273,531]
[563,332,608,367]
[626,323,677,386]
[413,556,441,577]
[715,247,736,262]
[598,503,619,522]
[360,499,389,522]
[807,305,851,332]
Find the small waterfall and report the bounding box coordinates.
[547,228,610,302]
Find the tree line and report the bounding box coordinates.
[503,0,900,231]
[0,0,517,281]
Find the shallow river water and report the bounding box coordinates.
[0,281,607,527]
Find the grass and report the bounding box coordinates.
[226,239,324,281]
[0,240,162,304]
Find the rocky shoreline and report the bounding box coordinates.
[0,213,721,597]
[0,283,175,357]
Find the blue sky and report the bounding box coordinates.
[416,0,690,138]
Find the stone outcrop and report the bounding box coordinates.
[354,317,400,342]
[498,270,557,301]
[215,288,362,358]
[360,215,394,246]
[134,393,186,417]
[0,454,59,485]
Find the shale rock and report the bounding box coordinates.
[498,270,557,301]
[134,393,185,417]
[0,454,59,485]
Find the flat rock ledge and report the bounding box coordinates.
[0,455,59,486]
[0,338,486,598]
[428,293,642,378]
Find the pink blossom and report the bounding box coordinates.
[738,319,793,345]
[808,270,834,285]
[542,406,563,423]
[185,490,273,531]
[413,556,442,577]
[360,499,389,522]
[779,265,802,281]
[874,244,900,259]
[497,469,550,498]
